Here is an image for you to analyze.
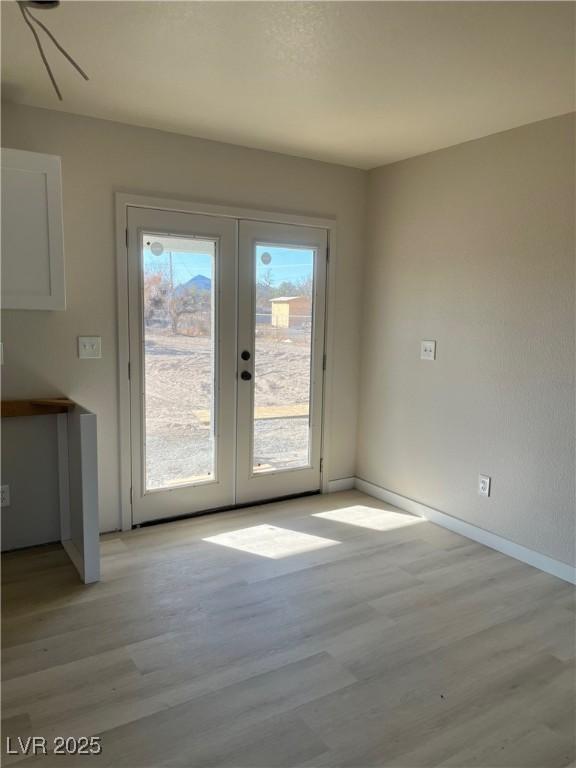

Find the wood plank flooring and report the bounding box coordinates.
[2,490,575,767]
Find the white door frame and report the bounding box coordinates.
[115,192,337,531]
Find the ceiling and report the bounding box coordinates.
[1,1,574,169]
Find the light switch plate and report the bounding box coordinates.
[421,340,436,360]
[78,336,102,359]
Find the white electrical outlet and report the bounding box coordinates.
[1,485,10,508]
[421,340,436,361]
[478,474,491,497]
[78,336,102,359]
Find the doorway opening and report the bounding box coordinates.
[123,202,330,526]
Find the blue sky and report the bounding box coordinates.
[255,245,314,286]
[144,249,213,287]
[144,245,314,287]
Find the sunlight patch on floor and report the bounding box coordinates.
[312,505,424,531]
[203,524,341,559]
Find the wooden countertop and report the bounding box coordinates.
[1,398,76,418]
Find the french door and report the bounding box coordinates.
[127,206,327,524]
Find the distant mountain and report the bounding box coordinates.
[175,274,211,294]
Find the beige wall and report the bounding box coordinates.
[358,114,575,566]
[1,103,367,533]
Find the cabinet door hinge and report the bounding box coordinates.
[128,361,131,380]
[323,353,327,371]
[326,245,330,263]
[320,458,324,473]
[125,228,129,248]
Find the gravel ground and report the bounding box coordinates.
[143,329,311,489]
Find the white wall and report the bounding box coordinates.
[358,114,575,566]
[1,103,367,532]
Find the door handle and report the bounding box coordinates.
[240,370,252,381]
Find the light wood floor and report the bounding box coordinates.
[2,491,575,767]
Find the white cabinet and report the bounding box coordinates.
[1,148,65,310]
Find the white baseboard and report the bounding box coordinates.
[354,477,576,585]
[327,477,356,493]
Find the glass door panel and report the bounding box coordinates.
[253,244,315,473]
[142,233,216,490]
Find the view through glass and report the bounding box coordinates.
[253,244,315,473]
[142,233,216,490]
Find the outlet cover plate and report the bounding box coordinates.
[478,474,491,497]
[1,485,10,508]
[78,336,102,359]
[421,340,436,361]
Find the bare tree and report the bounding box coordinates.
[143,271,169,326]
[295,274,314,298]
[168,285,210,335]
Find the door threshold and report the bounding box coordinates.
[132,489,321,529]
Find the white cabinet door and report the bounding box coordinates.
[1,148,65,310]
